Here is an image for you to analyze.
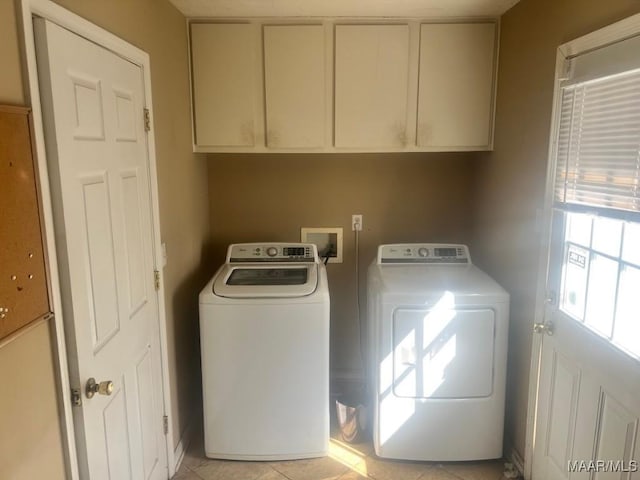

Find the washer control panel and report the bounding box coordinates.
[378,244,471,264]
[228,243,317,263]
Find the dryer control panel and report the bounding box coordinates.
[227,243,318,263]
[378,244,471,264]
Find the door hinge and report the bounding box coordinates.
[71,388,82,407]
[144,108,151,132]
[163,415,169,435]
[154,269,160,291]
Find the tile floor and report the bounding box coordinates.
[174,424,510,480]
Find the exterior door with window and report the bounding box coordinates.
[532,27,640,480]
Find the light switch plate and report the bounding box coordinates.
[301,227,343,263]
[161,242,167,267]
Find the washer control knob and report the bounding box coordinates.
[266,247,278,257]
[418,248,429,257]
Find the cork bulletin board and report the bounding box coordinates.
[0,105,50,340]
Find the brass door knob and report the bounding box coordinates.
[85,377,114,399]
[533,321,554,336]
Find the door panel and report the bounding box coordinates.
[80,174,121,349]
[120,170,149,317]
[190,23,257,147]
[334,24,410,148]
[263,25,326,148]
[533,285,640,479]
[69,73,105,140]
[34,18,167,479]
[541,350,580,478]
[103,385,133,480]
[595,393,638,473]
[114,88,138,141]
[417,23,495,148]
[135,346,161,479]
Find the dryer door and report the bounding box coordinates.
[392,306,495,399]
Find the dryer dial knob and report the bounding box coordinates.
[266,247,278,257]
[418,248,429,257]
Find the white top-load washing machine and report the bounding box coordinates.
[367,244,509,461]
[199,243,330,460]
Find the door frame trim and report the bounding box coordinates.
[526,11,640,480]
[18,1,175,478]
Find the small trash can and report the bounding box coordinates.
[335,392,368,443]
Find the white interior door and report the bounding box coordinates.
[34,18,168,480]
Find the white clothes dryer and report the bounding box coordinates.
[367,244,509,461]
[199,243,330,460]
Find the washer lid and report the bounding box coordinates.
[213,263,318,298]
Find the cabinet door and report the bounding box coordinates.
[264,25,326,149]
[191,23,257,147]
[334,25,410,148]
[417,23,496,149]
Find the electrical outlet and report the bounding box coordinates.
[352,214,363,231]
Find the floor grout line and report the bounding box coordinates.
[268,463,296,480]
[178,463,207,480]
[427,465,468,480]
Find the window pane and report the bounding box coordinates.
[622,221,640,266]
[566,212,592,247]
[584,254,618,337]
[592,216,623,257]
[561,244,589,321]
[613,264,640,358]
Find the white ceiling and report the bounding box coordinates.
[169,0,520,18]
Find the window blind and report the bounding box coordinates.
[554,68,640,217]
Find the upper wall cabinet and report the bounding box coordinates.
[417,23,497,149]
[263,25,328,149]
[190,23,258,147]
[189,20,498,153]
[334,25,410,148]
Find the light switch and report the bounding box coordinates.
[161,242,167,267]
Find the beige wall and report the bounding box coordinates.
[0,320,66,480]
[208,153,479,374]
[0,0,24,105]
[1,4,66,477]
[475,0,640,458]
[0,1,209,474]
